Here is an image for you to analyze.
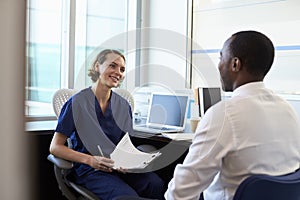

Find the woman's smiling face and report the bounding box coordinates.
[96,52,126,88]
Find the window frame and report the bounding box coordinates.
[25,0,137,121]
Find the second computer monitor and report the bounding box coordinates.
[196,87,222,117]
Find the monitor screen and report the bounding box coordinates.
[197,87,221,117]
[148,93,189,127]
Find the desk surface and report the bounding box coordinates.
[132,131,192,146]
[26,120,193,145]
[26,120,57,132]
[131,130,190,182]
[26,120,190,184]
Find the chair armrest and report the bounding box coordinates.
[47,154,73,169]
[137,144,157,153]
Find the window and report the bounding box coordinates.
[74,0,128,89]
[26,0,133,118]
[26,0,65,117]
[191,0,300,98]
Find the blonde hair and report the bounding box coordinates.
[88,49,126,82]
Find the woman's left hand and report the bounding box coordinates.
[92,156,114,172]
[115,167,128,174]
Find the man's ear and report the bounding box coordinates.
[231,57,241,72]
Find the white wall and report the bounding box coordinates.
[0,0,32,199]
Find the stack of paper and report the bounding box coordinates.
[110,133,161,170]
[161,133,195,141]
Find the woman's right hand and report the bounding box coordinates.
[90,156,114,172]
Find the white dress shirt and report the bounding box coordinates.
[165,82,300,200]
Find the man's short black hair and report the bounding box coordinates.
[229,30,275,78]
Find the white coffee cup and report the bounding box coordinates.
[190,117,201,133]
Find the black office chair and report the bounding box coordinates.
[47,148,100,200]
[48,88,158,200]
[233,168,300,200]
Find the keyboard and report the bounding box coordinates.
[133,125,183,133]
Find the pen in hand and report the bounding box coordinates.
[95,145,114,172]
[97,145,104,157]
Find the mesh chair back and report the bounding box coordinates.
[52,88,78,118]
[113,88,135,112]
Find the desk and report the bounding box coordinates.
[26,120,192,188]
[131,130,192,184]
[26,120,57,132]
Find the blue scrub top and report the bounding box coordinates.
[55,88,130,176]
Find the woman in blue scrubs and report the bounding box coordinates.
[49,49,165,200]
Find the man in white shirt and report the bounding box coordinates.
[165,30,300,200]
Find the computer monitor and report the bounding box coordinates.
[196,87,222,117]
[146,92,189,130]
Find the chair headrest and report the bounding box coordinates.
[52,88,78,118]
[112,88,134,112]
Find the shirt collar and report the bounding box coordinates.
[232,81,266,97]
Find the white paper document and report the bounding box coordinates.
[162,133,195,141]
[110,133,161,170]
